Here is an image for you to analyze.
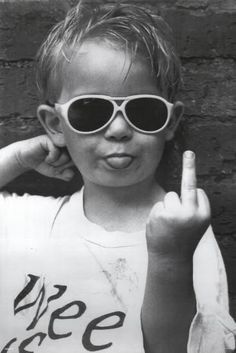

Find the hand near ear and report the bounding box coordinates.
[16,135,75,181]
[146,151,211,260]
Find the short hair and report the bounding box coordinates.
[36,1,182,103]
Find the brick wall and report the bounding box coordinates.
[1,0,236,319]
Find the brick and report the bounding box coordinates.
[204,178,236,235]
[177,120,236,176]
[163,9,236,58]
[0,117,43,148]
[175,0,236,11]
[0,1,236,60]
[0,64,39,117]
[0,0,68,61]
[179,59,236,119]
[83,0,236,11]
[175,0,209,9]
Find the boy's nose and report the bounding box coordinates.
[104,112,133,141]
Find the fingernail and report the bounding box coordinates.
[184,150,195,159]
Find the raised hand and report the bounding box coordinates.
[146,151,211,260]
[16,135,75,181]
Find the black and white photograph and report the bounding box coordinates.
[0,0,236,352]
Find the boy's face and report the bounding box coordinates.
[50,40,177,188]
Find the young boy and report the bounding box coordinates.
[0,2,235,353]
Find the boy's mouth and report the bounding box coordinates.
[104,153,134,169]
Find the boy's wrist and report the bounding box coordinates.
[147,251,193,282]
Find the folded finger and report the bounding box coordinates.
[45,145,61,164]
[148,201,165,221]
[54,166,75,181]
[164,191,181,212]
[47,150,72,167]
[197,188,211,219]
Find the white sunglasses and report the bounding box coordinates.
[54,94,173,134]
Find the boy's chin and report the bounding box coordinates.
[89,175,156,189]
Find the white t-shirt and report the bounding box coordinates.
[0,189,235,353]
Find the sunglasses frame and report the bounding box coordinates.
[54,94,174,135]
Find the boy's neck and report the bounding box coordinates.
[82,178,165,233]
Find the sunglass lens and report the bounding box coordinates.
[126,98,168,132]
[68,98,113,132]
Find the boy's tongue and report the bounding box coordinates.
[105,155,133,169]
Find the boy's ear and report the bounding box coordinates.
[37,104,66,147]
[165,101,184,141]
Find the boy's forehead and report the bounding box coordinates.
[58,40,160,101]
[72,41,132,78]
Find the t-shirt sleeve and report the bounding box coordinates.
[0,191,64,239]
[187,226,236,352]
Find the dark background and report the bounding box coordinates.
[0,0,236,320]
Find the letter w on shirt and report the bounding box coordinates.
[14,273,67,330]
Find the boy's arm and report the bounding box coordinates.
[142,255,195,352]
[0,141,29,188]
[0,135,74,189]
[142,152,210,353]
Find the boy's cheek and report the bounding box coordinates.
[63,131,166,176]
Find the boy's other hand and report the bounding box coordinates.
[16,135,75,181]
[146,151,210,261]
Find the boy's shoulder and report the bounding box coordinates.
[0,190,83,237]
[0,190,69,210]
[0,188,83,203]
